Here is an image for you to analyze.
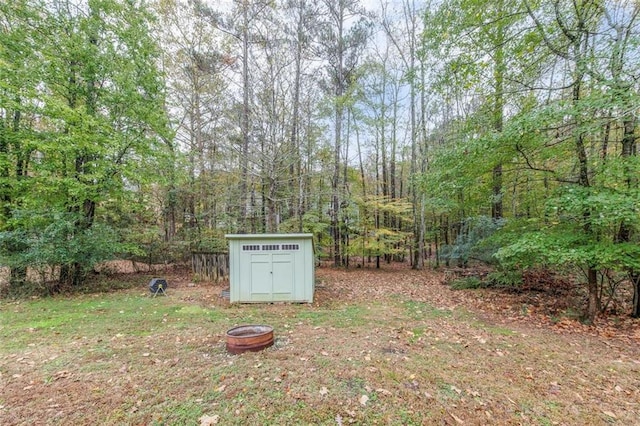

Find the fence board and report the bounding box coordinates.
[191,252,229,282]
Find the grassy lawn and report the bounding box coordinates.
[1,267,639,425]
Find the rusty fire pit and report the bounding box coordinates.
[226,325,274,354]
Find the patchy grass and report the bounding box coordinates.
[1,266,639,425]
[402,299,453,320]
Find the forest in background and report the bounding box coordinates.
[1,0,639,322]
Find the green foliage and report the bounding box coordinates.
[449,276,484,290]
[280,211,330,254]
[346,228,409,258]
[0,210,131,290]
[547,186,639,234]
[0,0,171,291]
[441,216,505,266]
[122,226,190,265]
[486,270,523,289]
[420,0,640,320]
[189,229,228,254]
[497,229,640,272]
[342,195,413,260]
[496,184,640,273]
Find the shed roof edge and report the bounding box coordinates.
[225,233,313,240]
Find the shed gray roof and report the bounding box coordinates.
[225,233,313,240]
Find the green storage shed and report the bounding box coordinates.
[226,234,315,303]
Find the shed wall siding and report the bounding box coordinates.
[226,234,314,303]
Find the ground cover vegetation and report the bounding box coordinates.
[1,266,639,425]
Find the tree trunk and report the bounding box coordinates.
[491,9,504,221]
[390,82,399,229]
[617,116,638,316]
[1,111,28,289]
[328,0,347,267]
[0,120,9,217]
[575,108,598,321]
[585,267,599,324]
[631,273,640,318]
[332,107,342,266]
[239,0,251,233]
[289,2,303,226]
[491,164,503,220]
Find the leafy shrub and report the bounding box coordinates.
[486,270,523,289]
[0,210,137,293]
[441,216,505,267]
[2,211,126,269]
[449,276,485,290]
[0,278,46,299]
[187,227,227,254]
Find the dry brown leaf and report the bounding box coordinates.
[359,394,369,406]
[450,412,464,424]
[199,414,219,425]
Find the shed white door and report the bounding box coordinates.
[249,252,294,301]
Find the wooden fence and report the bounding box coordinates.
[191,252,229,282]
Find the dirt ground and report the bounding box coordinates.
[1,263,639,425]
[306,263,639,344]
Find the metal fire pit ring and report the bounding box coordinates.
[226,325,274,354]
